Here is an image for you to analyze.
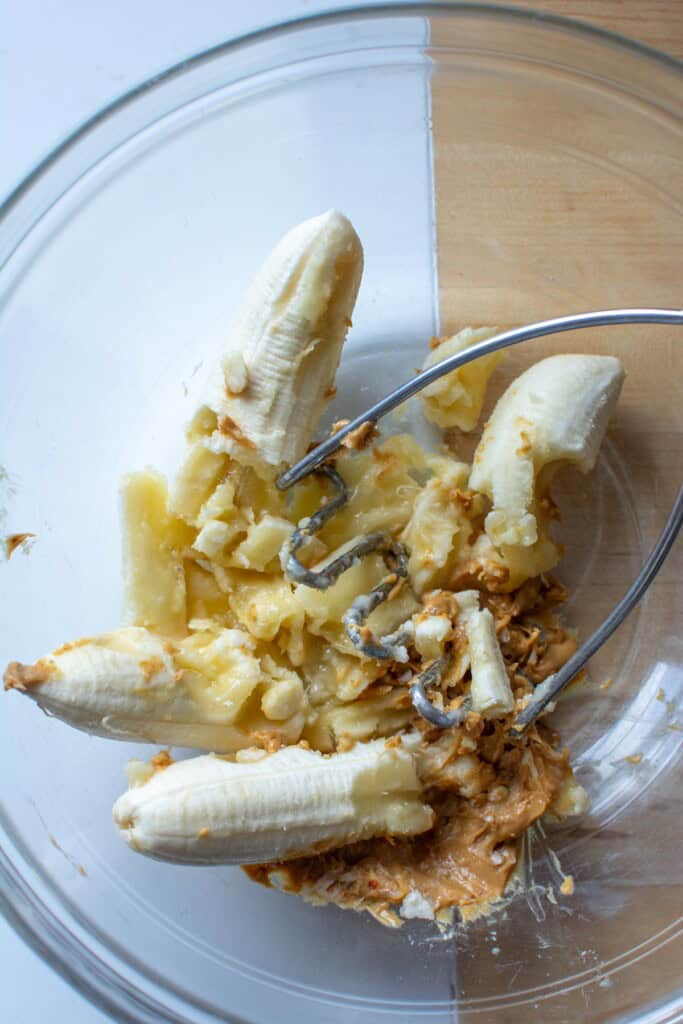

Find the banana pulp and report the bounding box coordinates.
[4,212,624,924]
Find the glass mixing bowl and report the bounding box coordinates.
[1,6,681,1022]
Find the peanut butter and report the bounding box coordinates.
[247,577,579,920]
[250,731,569,914]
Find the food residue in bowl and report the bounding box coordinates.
[4,532,36,560]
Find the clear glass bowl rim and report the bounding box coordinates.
[0,5,681,1023]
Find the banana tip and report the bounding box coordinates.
[4,660,55,692]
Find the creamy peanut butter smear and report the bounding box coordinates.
[245,579,578,921]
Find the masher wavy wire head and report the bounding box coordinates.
[278,309,683,733]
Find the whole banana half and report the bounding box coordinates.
[113,738,434,865]
[203,209,363,468]
[3,627,300,753]
[469,354,624,548]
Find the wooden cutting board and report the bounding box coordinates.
[432,4,682,327]
[514,1,683,57]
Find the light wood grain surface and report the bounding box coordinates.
[432,4,682,328]
[430,6,682,1000]
[502,1,683,58]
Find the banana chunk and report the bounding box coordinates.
[421,327,503,431]
[113,738,434,865]
[469,354,624,548]
[456,590,514,718]
[203,210,363,468]
[3,626,299,753]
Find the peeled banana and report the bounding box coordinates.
[469,354,624,548]
[113,738,434,865]
[2,626,302,752]
[203,209,363,468]
[3,212,365,749]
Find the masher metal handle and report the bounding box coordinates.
[277,309,683,489]
[510,483,682,734]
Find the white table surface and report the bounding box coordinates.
[0,5,377,1020]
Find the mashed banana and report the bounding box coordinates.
[122,383,585,921]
